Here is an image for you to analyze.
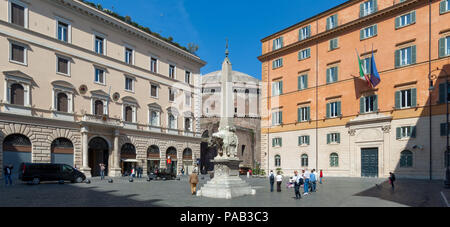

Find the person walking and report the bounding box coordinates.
[99,163,105,180]
[293,171,303,200]
[3,164,13,186]
[319,169,323,184]
[189,170,199,195]
[303,169,310,195]
[389,172,396,190]
[310,169,317,192]
[131,166,135,178]
[269,170,275,192]
[181,167,185,176]
[276,172,283,192]
[313,169,319,191]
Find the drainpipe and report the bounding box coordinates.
[428,0,432,181]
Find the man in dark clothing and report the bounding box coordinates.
[3,165,13,186]
[293,171,302,200]
[389,172,396,190]
[269,170,275,192]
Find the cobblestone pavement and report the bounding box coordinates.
[0,176,448,207]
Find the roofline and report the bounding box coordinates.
[63,0,206,66]
[260,0,357,42]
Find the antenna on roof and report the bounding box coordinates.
[225,38,229,57]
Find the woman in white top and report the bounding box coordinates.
[276,172,283,192]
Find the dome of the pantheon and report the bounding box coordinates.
[201,70,260,85]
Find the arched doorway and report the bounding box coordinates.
[147,145,160,175]
[182,148,193,175]
[2,134,31,178]
[88,137,109,177]
[166,147,177,174]
[121,143,137,176]
[51,138,74,166]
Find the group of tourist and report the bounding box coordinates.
[269,169,323,200]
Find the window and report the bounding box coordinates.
[168,114,176,129]
[185,71,191,84]
[56,93,68,113]
[327,101,341,118]
[10,1,27,28]
[299,25,311,41]
[327,133,340,144]
[400,150,413,168]
[125,77,134,92]
[94,68,105,84]
[184,117,192,132]
[441,123,450,136]
[360,0,377,17]
[297,106,310,122]
[360,25,377,40]
[396,126,416,139]
[330,153,339,167]
[272,81,283,96]
[395,46,416,67]
[272,58,283,69]
[329,38,338,50]
[124,106,133,122]
[301,154,308,167]
[150,84,158,98]
[439,36,450,58]
[150,57,158,73]
[273,37,283,50]
[10,83,24,105]
[326,14,338,30]
[185,92,191,106]
[10,43,26,64]
[57,57,69,75]
[440,0,450,14]
[396,11,416,29]
[298,136,310,146]
[361,57,371,76]
[395,88,417,109]
[57,21,69,42]
[275,155,281,167]
[298,48,311,61]
[272,138,282,147]
[94,100,104,116]
[272,111,283,126]
[326,66,338,84]
[94,36,104,54]
[169,88,175,102]
[169,65,175,79]
[125,48,133,65]
[298,74,308,90]
[150,110,160,126]
[360,95,378,113]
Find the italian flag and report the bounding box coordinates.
[356,50,372,88]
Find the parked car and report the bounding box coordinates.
[19,163,86,184]
[149,168,176,180]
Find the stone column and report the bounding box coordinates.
[109,129,122,177]
[80,126,91,178]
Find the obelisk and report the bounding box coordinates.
[196,41,256,199]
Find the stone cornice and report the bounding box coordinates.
[52,0,206,67]
[258,0,424,62]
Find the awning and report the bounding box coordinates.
[121,159,139,163]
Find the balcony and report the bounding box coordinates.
[81,114,121,127]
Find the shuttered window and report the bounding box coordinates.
[94,100,104,116]
[301,154,309,167]
[150,84,158,98]
[57,93,68,113]
[273,37,283,50]
[299,25,311,41]
[400,150,413,168]
[298,106,310,122]
[272,138,282,147]
[272,58,283,69]
[10,83,24,106]
[326,14,338,30]
[11,43,25,63]
[125,48,133,64]
[94,36,104,54]
[298,136,310,146]
[439,82,450,103]
[395,88,416,109]
[57,57,69,75]
[275,155,281,167]
[395,45,416,68]
[272,111,283,126]
[330,153,339,167]
[329,38,338,50]
[395,11,416,29]
[360,24,378,40]
[327,101,341,118]
[360,0,377,17]
[326,67,338,84]
[396,126,417,139]
[125,106,133,122]
[440,0,450,14]
[360,95,378,113]
[298,48,311,61]
[272,81,283,96]
[11,3,25,27]
[327,133,340,144]
[298,74,308,90]
[439,36,450,58]
[94,68,105,84]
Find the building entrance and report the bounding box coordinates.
[88,137,109,177]
[361,148,379,178]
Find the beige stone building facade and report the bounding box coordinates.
[0,0,206,178]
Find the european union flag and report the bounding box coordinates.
[370,51,381,88]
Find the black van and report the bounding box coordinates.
[19,163,86,184]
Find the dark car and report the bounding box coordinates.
[149,168,176,180]
[19,163,86,184]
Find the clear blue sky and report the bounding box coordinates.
[89,0,348,79]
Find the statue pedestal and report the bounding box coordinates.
[197,158,256,199]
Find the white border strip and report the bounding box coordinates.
[441,191,450,207]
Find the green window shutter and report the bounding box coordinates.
[441,123,447,136]
[280,112,283,124]
[395,50,400,68]
[272,40,275,51]
[395,16,400,29]
[411,126,417,138]
[439,37,446,58]
[374,95,378,111]
[337,133,341,143]
[396,127,401,140]
[335,67,339,82]
[326,68,330,83]
[326,17,330,30]
[298,137,301,145]
[272,60,275,69]
[298,108,302,122]
[440,0,446,14]
[360,29,364,40]
[395,91,401,109]
[411,45,416,64]
[373,0,378,12]
[299,29,303,41]
[360,97,365,113]
[307,48,311,58]
[373,25,378,36]
[360,3,364,17]
[280,81,283,94]
[439,83,447,104]
[306,136,310,145]
[326,103,330,118]
[306,106,310,121]
[272,138,275,147]
[272,83,275,96]
[411,11,416,24]
[298,76,301,90]
[411,88,417,107]
[327,134,331,144]
[280,37,284,48]
[334,14,338,27]
[337,101,342,116]
[307,25,311,38]
[280,138,282,147]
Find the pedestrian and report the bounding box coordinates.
[319,169,323,184]
[99,163,105,180]
[293,171,303,200]
[310,169,317,192]
[303,168,310,195]
[249,169,252,176]
[247,170,250,178]
[74,165,78,170]
[181,167,185,176]
[276,171,283,192]
[189,170,199,195]
[313,169,319,191]
[269,170,275,192]
[131,166,135,178]
[3,164,13,186]
[389,172,396,190]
